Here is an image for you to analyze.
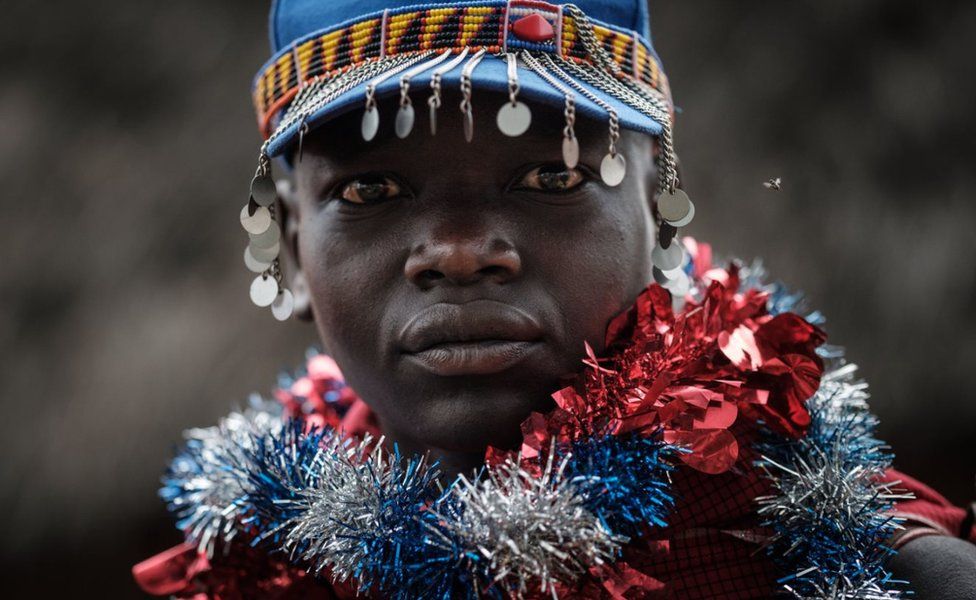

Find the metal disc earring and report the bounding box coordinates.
[242,151,293,320]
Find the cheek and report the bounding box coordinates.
[298,219,398,360]
[536,194,654,355]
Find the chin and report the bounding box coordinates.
[403,383,555,453]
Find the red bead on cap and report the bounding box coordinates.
[512,13,555,43]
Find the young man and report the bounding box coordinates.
[135,1,976,598]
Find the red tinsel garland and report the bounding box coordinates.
[136,243,829,599]
[489,260,826,476]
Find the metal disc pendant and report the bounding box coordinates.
[652,266,672,286]
[244,246,272,273]
[658,189,692,223]
[669,199,695,228]
[248,223,280,249]
[463,108,474,142]
[250,275,279,308]
[562,136,580,169]
[395,104,415,139]
[600,153,627,187]
[250,175,277,207]
[272,289,295,321]
[361,106,380,141]
[240,204,271,235]
[664,271,691,297]
[496,101,531,137]
[249,241,280,262]
[652,242,683,271]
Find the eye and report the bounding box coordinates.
[335,174,408,204]
[513,164,588,193]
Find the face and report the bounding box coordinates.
[284,89,658,459]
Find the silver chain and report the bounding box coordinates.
[506,52,521,106]
[460,48,488,114]
[563,5,619,74]
[520,51,577,141]
[561,4,678,193]
[270,53,430,147]
[399,50,452,109]
[539,53,620,157]
[554,55,677,194]
[429,47,470,110]
[365,52,433,111]
[460,48,489,142]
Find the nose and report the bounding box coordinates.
[405,234,522,288]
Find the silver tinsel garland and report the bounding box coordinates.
[160,397,284,556]
[756,363,913,599]
[283,434,442,585]
[442,452,625,599]
[158,257,919,599]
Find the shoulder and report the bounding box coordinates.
[890,535,976,599]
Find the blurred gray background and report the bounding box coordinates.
[2,0,974,597]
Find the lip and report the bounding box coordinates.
[399,300,544,376]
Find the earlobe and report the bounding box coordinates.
[290,271,314,322]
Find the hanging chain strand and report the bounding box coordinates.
[253,148,280,284]
[459,49,488,142]
[556,55,677,195]
[562,4,678,194]
[270,53,429,147]
[459,49,488,113]
[519,51,577,143]
[506,52,521,106]
[539,53,619,157]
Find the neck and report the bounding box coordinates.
[375,415,489,484]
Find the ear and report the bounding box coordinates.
[276,179,314,322]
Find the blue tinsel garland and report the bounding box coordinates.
[161,411,677,597]
[743,259,910,599]
[159,260,911,599]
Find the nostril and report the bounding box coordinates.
[478,265,509,279]
[419,269,445,282]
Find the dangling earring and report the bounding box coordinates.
[651,187,694,305]
[240,151,294,321]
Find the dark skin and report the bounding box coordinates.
[282,90,657,477]
[280,89,976,598]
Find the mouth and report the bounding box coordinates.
[399,300,544,376]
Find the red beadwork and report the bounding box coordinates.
[511,13,555,42]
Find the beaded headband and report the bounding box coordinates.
[240,1,695,321]
[252,1,672,138]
